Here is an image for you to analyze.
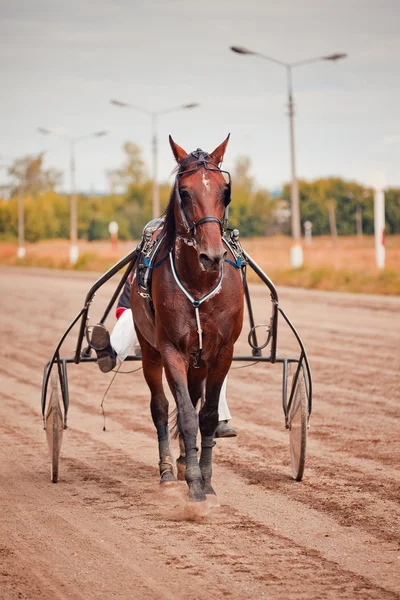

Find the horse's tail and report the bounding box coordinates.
[169,407,179,439]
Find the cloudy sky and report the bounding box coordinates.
[1,0,399,192]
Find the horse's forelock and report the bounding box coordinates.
[174,152,205,174]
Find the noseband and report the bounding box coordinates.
[175,149,231,240]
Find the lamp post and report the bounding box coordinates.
[38,128,108,265]
[230,46,347,268]
[110,100,199,219]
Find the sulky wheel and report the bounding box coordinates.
[288,369,308,481]
[45,369,64,483]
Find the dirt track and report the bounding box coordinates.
[0,266,399,599]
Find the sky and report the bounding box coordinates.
[0,0,399,193]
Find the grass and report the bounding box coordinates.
[1,235,399,295]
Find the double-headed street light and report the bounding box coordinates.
[110,100,199,219]
[230,46,347,268]
[38,128,108,265]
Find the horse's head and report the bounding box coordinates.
[169,135,231,272]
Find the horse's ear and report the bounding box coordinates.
[169,135,189,163]
[209,134,230,165]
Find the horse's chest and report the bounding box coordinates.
[157,283,243,351]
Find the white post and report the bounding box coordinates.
[374,188,385,269]
[371,171,385,270]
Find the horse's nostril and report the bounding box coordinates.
[199,250,226,269]
[199,253,212,265]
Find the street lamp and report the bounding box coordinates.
[38,128,108,265]
[230,46,347,268]
[110,99,199,219]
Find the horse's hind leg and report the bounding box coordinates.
[136,330,176,484]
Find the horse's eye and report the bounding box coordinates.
[223,186,231,206]
[180,189,191,203]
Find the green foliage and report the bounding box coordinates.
[229,156,277,237]
[280,178,397,236]
[87,218,109,241]
[385,189,400,234]
[0,191,70,242]
[1,142,399,243]
[73,252,97,271]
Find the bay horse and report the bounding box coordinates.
[131,135,244,512]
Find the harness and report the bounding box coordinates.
[137,149,245,367]
[136,217,167,303]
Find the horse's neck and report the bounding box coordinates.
[173,238,220,295]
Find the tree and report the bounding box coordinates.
[107,142,147,192]
[385,188,400,234]
[282,178,374,240]
[233,155,253,194]
[229,156,276,236]
[314,180,338,246]
[7,153,62,197]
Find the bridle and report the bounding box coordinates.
[174,149,231,241]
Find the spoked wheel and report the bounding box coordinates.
[288,369,308,481]
[45,369,64,483]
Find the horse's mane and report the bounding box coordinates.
[160,153,205,249]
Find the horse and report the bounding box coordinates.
[131,135,244,512]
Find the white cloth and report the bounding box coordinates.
[110,308,231,419]
[110,308,138,363]
[218,376,231,421]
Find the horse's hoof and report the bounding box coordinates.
[188,479,207,503]
[184,499,209,520]
[206,493,220,508]
[176,458,186,481]
[160,471,177,485]
[202,480,220,507]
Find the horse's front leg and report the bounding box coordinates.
[136,330,176,484]
[162,345,206,504]
[199,366,230,505]
[176,366,207,481]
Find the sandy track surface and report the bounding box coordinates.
[0,266,399,599]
